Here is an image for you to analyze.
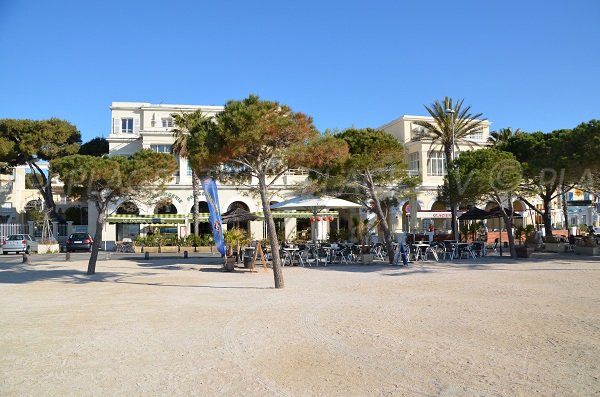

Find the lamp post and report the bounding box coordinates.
[445,108,458,241]
[445,108,456,162]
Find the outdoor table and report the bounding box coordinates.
[283,247,301,265]
[411,242,430,261]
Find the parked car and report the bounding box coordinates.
[2,234,38,254]
[66,233,93,252]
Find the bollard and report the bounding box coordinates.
[65,252,71,262]
[105,252,111,260]
[183,250,188,259]
[22,253,29,263]
[144,252,150,260]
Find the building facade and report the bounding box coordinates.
[92,102,333,249]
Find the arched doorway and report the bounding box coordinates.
[225,201,250,231]
[189,201,211,235]
[154,201,177,214]
[116,201,140,241]
[402,202,414,232]
[429,201,448,232]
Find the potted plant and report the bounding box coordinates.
[352,217,375,264]
[223,228,251,271]
[159,234,179,253]
[544,235,565,253]
[515,225,535,258]
[574,236,600,256]
[37,239,60,254]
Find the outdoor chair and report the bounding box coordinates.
[470,241,485,257]
[442,241,457,260]
[316,247,330,266]
[459,244,476,259]
[279,249,293,267]
[350,245,361,262]
[424,242,440,261]
[485,240,498,255]
[372,243,387,261]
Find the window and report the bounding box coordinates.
[150,144,172,153]
[427,151,447,176]
[187,163,193,176]
[121,118,134,133]
[408,152,420,175]
[161,118,173,128]
[467,129,483,141]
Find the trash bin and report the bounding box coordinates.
[243,247,255,268]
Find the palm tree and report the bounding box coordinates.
[414,97,486,240]
[488,127,522,146]
[171,110,211,237]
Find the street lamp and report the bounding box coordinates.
[445,108,458,240]
[445,108,456,161]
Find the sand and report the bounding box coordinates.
[1,253,599,396]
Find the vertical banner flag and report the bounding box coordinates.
[201,177,226,256]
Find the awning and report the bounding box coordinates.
[106,214,208,224]
[270,211,339,219]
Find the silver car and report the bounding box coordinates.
[2,234,38,254]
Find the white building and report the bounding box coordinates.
[92,102,339,249]
[379,115,493,233]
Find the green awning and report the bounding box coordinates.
[107,214,209,224]
[269,211,339,219]
[106,211,337,223]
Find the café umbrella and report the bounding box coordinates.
[270,195,362,243]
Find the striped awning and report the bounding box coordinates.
[106,214,207,224]
[269,211,339,219]
[107,211,339,223]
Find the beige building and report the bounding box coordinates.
[93,102,330,249]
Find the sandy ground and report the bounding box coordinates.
[0,253,599,397]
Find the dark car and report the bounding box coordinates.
[66,233,93,252]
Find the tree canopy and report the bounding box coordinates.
[79,137,109,157]
[307,128,411,263]
[52,150,177,274]
[0,118,81,220]
[187,95,335,288]
[498,125,595,236]
[449,148,522,257]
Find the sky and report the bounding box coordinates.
[1,0,599,143]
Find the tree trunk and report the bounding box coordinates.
[366,176,395,263]
[257,174,284,288]
[87,202,106,275]
[542,195,553,237]
[445,147,459,240]
[28,161,60,221]
[501,198,517,258]
[192,171,200,237]
[561,187,570,235]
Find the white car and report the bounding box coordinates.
[2,234,38,254]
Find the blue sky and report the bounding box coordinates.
[1,0,598,143]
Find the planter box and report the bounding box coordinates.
[37,243,60,254]
[544,242,565,253]
[574,246,600,256]
[361,253,374,264]
[159,246,179,253]
[224,256,236,272]
[515,246,534,258]
[138,246,159,253]
[180,246,214,253]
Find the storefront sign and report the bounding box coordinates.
[416,211,452,219]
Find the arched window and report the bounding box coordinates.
[226,201,250,231]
